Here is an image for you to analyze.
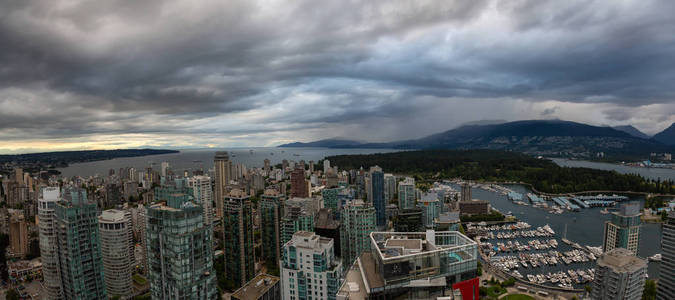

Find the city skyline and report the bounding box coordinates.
[1,1,675,153]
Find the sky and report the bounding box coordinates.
[1,0,674,154]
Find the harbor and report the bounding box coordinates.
[446,181,664,283]
[472,221,599,289]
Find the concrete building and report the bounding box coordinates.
[146,191,217,299]
[369,166,386,228]
[337,230,478,300]
[55,187,107,299]
[603,202,641,255]
[591,248,647,300]
[232,274,281,300]
[657,211,675,300]
[458,200,490,216]
[281,231,342,300]
[9,211,28,258]
[290,167,309,198]
[397,177,416,210]
[188,175,214,225]
[340,200,377,270]
[460,182,472,202]
[223,189,256,288]
[38,187,62,299]
[99,209,134,299]
[214,151,232,219]
[384,174,396,203]
[260,190,283,269]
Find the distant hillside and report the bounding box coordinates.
[652,123,675,145]
[281,120,674,160]
[324,149,674,194]
[279,138,364,148]
[0,149,179,174]
[613,125,650,139]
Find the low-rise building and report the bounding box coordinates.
[232,274,281,300]
[458,200,490,216]
[337,230,478,300]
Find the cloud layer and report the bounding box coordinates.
[1,0,674,153]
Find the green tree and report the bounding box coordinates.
[642,279,657,300]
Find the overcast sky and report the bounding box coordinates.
[1,0,674,153]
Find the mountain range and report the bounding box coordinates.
[279,120,675,159]
[653,123,675,145]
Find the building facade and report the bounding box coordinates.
[281,231,342,300]
[397,177,416,210]
[99,209,134,299]
[657,211,675,300]
[340,200,377,269]
[188,175,214,225]
[146,193,217,299]
[290,167,308,198]
[38,187,62,299]
[591,248,646,300]
[55,187,107,299]
[603,203,641,255]
[223,189,256,288]
[369,166,386,228]
[260,190,283,269]
[214,151,232,219]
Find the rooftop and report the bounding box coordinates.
[371,230,476,260]
[597,248,647,273]
[231,274,279,300]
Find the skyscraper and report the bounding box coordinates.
[223,189,255,288]
[591,248,647,300]
[340,200,376,269]
[383,173,396,203]
[657,211,675,300]
[260,189,283,270]
[264,158,271,173]
[99,209,134,299]
[55,187,107,299]
[290,167,308,198]
[38,186,62,299]
[214,151,232,219]
[280,231,342,300]
[369,166,385,228]
[281,204,315,247]
[146,190,217,299]
[188,175,214,225]
[603,202,641,255]
[9,211,28,258]
[322,187,342,215]
[397,177,416,210]
[461,182,472,202]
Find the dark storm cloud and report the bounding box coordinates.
[0,0,674,148]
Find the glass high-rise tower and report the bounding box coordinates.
[657,211,675,300]
[223,189,255,289]
[146,189,217,299]
[55,187,107,300]
[602,202,641,255]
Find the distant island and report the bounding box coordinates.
[0,149,179,176]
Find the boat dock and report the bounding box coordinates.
[569,197,590,209]
[551,197,581,211]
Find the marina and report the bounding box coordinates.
[447,181,664,285]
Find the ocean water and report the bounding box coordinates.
[552,158,675,181]
[56,147,402,178]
